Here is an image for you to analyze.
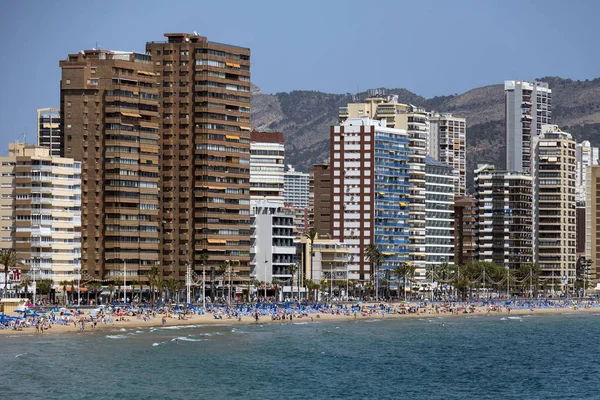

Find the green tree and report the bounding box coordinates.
[16,276,32,298]
[198,250,209,300]
[87,282,102,304]
[0,249,17,296]
[393,263,416,300]
[107,284,115,303]
[365,244,383,299]
[36,279,53,298]
[147,265,160,306]
[303,227,318,280]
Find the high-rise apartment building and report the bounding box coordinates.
[250,200,296,284]
[60,49,160,283]
[284,165,310,209]
[505,80,552,172]
[250,131,285,208]
[576,140,599,203]
[309,163,331,238]
[586,166,600,279]
[0,143,81,286]
[147,33,251,279]
[454,195,476,266]
[425,156,456,272]
[340,97,427,278]
[428,112,466,195]
[37,108,62,157]
[533,125,576,287]
[330,118,410,281]
[474,164,533,270]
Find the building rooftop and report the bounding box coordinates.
[251,130,284,144]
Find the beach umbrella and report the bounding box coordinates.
[14,310,25,313]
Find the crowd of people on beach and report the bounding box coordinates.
[2,298,600,333]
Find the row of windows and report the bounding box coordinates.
[106,180,158,188]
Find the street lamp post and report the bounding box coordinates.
[226,260,231,306]
[123,259,127,303]
[345,262,349,302]
[32,257,38,305]
[202,261,206,309]
[506,266,509,299]
[186,261,191,304]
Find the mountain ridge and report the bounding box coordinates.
[250,77,600,191]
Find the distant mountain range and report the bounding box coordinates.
[251,77,600,191]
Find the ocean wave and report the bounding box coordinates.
[507,317,522,320]
[15,353,27,358]
[119,328,127,332]
[172,336,204,342]
[293,322,309,325]
[106,334,129,339]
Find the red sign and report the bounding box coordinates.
[10,269,21,282]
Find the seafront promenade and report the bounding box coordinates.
[1,299,599,336]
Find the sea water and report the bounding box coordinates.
[1,313,599,399]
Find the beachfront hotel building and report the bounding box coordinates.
[505,80,552,173]
[59,49,160,284]
[339,97,427,279]
[309,163,331,238]
[454,195,476,266]
[0,143,81,286]
[474,164,533,270]
[146,33,251,280]
[428,112,466,195]
[37,108,62,157]
[532,125,576,288]
[250,131,285,209]
[284,165,310,209]
[425,156,456,274]
[250,200,296,284]
[329,118,410,282]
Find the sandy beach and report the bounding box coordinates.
[1,303,597,336]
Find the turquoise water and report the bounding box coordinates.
[1,313,599,399]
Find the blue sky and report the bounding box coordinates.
[0,0,598,150]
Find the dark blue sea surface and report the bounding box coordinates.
[1,313,599,399]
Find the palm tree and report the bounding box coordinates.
[59,280,70,305]
[288,263,298,300]
[147,265,160,306]
[107,284,115,303]
[88,282,102,304]
[303,227,317,281]
[365,244,383,299]
[16,276,32,298]
[0,249,17,296]
[36,279,53,300]
[393,263,416,300]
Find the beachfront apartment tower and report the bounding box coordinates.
[146,33,251,280]
[505,80,552,173]
[428,112,466,195]
[0,143,81,287]
[59,49,160,284]
[339,97,427,280]
[474,164,533,270]
[250,131,285,209]
[533,125,576,289]
[585,166,600,280]
[425,156,456,271]
[284,165,310,209]
[37,108,62,157]
[330,118,410,282]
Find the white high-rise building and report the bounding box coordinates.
[428,113,467,195]
[0,143,81,288]
[283,165,310,208]
[576,140,599,203]
[532,125,576,290]
[505,80,552,172]
[250,131,285,210]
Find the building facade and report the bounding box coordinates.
[309,163,331,238]
[339,98,427,279]
[0,143,81,286]
[576,140,599,203]
[505,80,552,172]
[428,112,466,195]
[37,108,62,157]
[425,156,456,272]
[533,125,576,287]
[250,131,285,208]
[284,165,310,209]
[586,166,600,280]
[147,33,251,280]
[60,49,160,283]
[330,118,410,281]
[250,201,295,284]
[454,195,476,266]
[474,164,533,270]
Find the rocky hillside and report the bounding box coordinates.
[251,77,600,191]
